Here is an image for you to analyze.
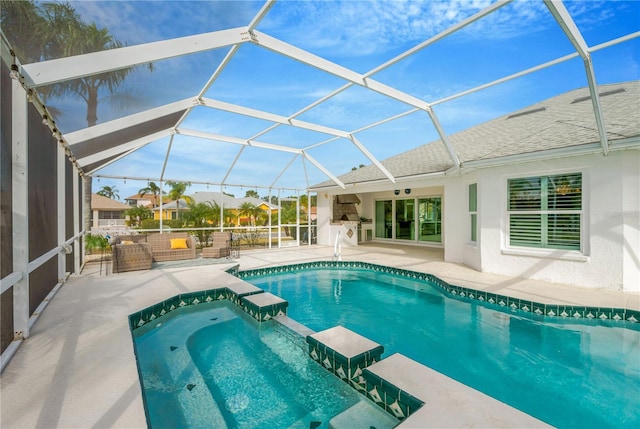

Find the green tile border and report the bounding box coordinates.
[239,297,288,322]
[306,334,384,393]
[362,369,424,421]
[236,261,639,328]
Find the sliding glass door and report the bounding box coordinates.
[418,197,441,243]
[375,200,393,239]
[395,199,415,240]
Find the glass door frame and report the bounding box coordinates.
[374,194,443,244]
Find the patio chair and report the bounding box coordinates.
[112,239,153,273]
[202,232,231,258]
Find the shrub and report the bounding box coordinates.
[140,219,159,230]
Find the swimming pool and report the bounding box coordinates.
[131,299,398,428]
[242,263,640,428]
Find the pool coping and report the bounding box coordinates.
[235,260,640,326]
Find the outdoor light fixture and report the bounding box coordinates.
[394,190,400,195]
[42,115,49,125]
[405,189,411,194]
[9,63,19,80]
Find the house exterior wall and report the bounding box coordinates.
[472,150,638,292]
[317,149,639,292]
[622,151,640,292]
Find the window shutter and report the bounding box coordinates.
[508,173,582,251]
[547,214,581,249]
[509,177,541,210]
[510,214,542,247]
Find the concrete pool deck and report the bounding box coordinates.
[1,243,638,428]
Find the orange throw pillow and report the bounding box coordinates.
[170,238,188,250]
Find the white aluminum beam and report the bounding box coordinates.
[252,30,431,111]
[544,0,608,155]
[270,154,299,189]
[367,0,513,77]
[65,98,194,146]
[250,31,471,167]
[197,46,240,99]
[176,128,301,154]
[350,135,396,183]
[77,129,172,167]
[302,152,345,189]
[200,97,349,137]
[21,27,249,88]
[72,165,81,274]
[427,108,461,168]
[57,144,66,282]
[160,133,176,181]
[247,2,513,160]
[432,52,579,106]
[221,147,246,185]
[12,78,29,340]
[86,144,154,176]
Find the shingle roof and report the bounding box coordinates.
[151,192,279,211]
[311,81,640,189]
[91,193,130,210]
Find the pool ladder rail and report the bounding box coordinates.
[332,231,342,262]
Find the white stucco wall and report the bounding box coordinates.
[474,150,639,291]
[314,149,639,291]
[622,151,640,292]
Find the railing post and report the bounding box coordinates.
[12,77,29,340]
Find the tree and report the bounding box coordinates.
[96,185,119,200]
[184,202,215,245]
[244,190,259,198]
[124,206,152,228]
[2,1,152,235]
[0,1,47,63]
[166,181,193,222]
[238,202,259,226]
[138,181,163,207]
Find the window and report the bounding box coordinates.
[469,183,477,243]
[98,210,122,220]
[508,173,582,250]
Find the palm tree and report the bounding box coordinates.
[0,1,47,64]
[184,202,216,246]
[166,181,193,222]
[124,206,152,228]
[96,185,119,200]
[138,182,163,207]
[2,1,153,234]
[238,202,259,226]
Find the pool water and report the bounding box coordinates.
[132,300,397,428]
[247,267,640,428]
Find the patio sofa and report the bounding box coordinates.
[111,234,153,273]
[202,232,231,258]
[147,232,196,262]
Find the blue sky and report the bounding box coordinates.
[43,0,639,200]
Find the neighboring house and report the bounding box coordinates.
[151,192,280,224]
[151,198,192,221]
[124,193,162,208]
[310,81,640,293]
[90,193,130,229]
